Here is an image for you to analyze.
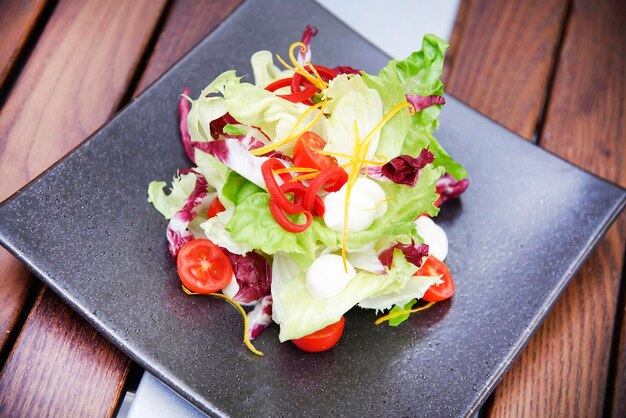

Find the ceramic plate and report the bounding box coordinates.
[1,1,624,416]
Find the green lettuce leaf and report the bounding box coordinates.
[362,61,410,159]
[388,299,417,326]
[225,192,338,267]
[361,34,467,180]
[219,75,325,154]
[200,207,253,255]
[250,50,293,88]
[223,124,246,136]
[402,119,468,180]
[272,249,424,341]
[147,172,197,219]
[186,72,239,143]
[322,74,383,164]
[194,149,231,205]
[221,171,264,205]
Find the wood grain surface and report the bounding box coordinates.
[0,249,33,353]
[0,0,168,415]
[445,0,569,140]
[0,0,624,416]
[0,0,49,90]
[484,0,626,415]
[613,296,626,418]
[0,288,130,418]
[135,0,243,96]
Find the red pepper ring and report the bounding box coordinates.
[303,167,348,212]
[310,65,338,81]
[265,77,315,103]
[261,159,300,214]
[280,182,325,217]
[269,198,312,233]
[291,74,316,106]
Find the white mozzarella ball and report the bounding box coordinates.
[351,177,388,217]
[414,216,448,261]
[323,177,387,232]
[306,255,356,299]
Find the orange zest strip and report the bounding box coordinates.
[273,167,319,175]
[374,301,437,325]
[250,100,327,156]
[321,150,386,167]
[306,62,326,87]
[290,172,320,183]
[181,285,264,356]
[360,102,414,148]
[340,120,362,271]
[364,198,393,212]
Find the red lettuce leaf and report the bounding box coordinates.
[226,251,272,305]
[333,65,361,75]
[166,169,209,257]
[436,173,470,205]
[247,295,273,340]
[381,149,435,186]
[378,240,430,269]
[209,112,239,139]
[298,24,318,64]
[178,87,194,162]
[406,94,446,113]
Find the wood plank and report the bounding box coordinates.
[445,0,569,140]
[441,0,470,82]
[612,295,626,418]
[0,249,33,353]
[134,0,243,95]
[486,0,626,415]
[0,0,49,90]
[0,288,130,417]
[0,0,167,414]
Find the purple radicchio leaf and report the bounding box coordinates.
[405,94,446,113]
[225,251,272,305]
[297,24,318,64]
[360,165,385,180]
[192,138,268,188]
[436,173,470,205]
[247,295,273,340]
[208,115,293,163]
[166,170,208,258]
[378,240,430,269]
[332,65,361,75]
[381,149,435,186]
[209,112,239,139]
[178,87,194,162]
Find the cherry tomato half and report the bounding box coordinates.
[177,239,233,294]
[292,316,345,352]
[416,255,455,302]
[207,197,225,218]
[293,131,338,171]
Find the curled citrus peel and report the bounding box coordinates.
[181,285,264,356]
[290,172,321,183]
[375,301,436,325]
[276,42,328,91]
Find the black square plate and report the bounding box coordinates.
[1,0,624,416]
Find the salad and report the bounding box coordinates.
[148,26,468,355]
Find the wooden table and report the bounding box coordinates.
[0,0,624,416]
